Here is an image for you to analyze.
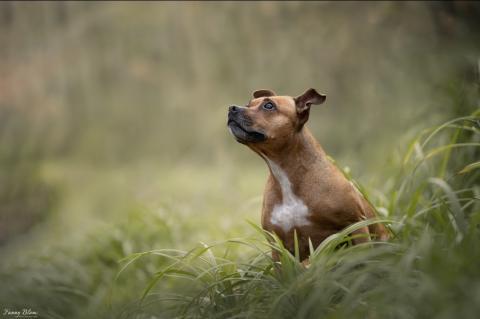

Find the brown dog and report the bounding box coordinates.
[227,88,388,261]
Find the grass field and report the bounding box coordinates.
[1,2,480,319]
[1,109,479,319]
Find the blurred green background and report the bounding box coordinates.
[0,2,479,318]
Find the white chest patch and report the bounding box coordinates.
[266,159,310,232]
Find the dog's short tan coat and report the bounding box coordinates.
[228,89,388,261]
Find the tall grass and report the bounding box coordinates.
[0,112,478,319]
[1,3,479,318]
[121,111,480,319]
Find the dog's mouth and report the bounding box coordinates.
[227,119,266,143]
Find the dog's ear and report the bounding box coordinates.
[294,88,326,128]
[253,89,276,99]
[295,88,326,112]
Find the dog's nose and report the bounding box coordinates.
[229,105,239,113]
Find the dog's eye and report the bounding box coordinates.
[263,102,275,111]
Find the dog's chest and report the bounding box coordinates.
[266,160,311,232]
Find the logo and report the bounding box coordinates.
[2,308,38,318]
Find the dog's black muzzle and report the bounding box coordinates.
[227,106,266,144]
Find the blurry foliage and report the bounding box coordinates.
[0,2,479,319]
[0,107,59,243]
[0,1,478,164]
[1,1,479,242]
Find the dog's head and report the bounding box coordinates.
[227,88,326,151]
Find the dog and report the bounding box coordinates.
[227,88,389,262]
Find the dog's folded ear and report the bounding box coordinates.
[253,89,276,98]
[295,88,326,112]
[294,88,326,128]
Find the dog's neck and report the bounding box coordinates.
[259,127,328,182]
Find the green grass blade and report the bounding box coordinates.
[458,161,480,174]
[429,178,467,241]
